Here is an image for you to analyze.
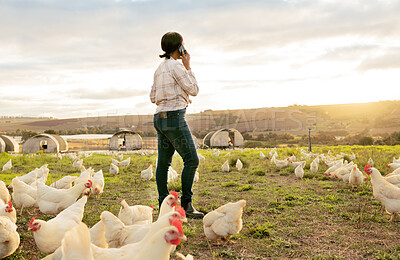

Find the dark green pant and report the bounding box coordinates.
[153,108,199,206]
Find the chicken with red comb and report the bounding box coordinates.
[364,165,400,221]
[0,200,16,223]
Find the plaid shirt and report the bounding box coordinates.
[150,58,199,114]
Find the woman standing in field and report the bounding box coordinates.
[150,32,203,219]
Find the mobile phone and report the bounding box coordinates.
[178,45,186,56]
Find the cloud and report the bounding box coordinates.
[357,49,400,72]
[66,88,148,100]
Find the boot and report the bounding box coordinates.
[182,202,204,219]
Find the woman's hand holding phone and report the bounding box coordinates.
[180,46,191,71]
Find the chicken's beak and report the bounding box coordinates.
[180,234,187,241]
[28,226,33,231]
[182,217,188,223]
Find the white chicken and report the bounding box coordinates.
[111,158,120,166]
[91,170,105,198]
[37,180,91,215]
[212,151,220,157]
[9,164,49,189]
[72,158,83,169]
[141,165,153,180]
[0,181,10,204]
[274,158,289,169]
[160,191,179,217]
[221,160,229,172]
[74,167,94,186]
[198,153,205,160]
[0,216,20,258]
[50,176,78,189]
[1,159,11,172]
[294,164,304,179]
[118,200,153,225]
[176,252,194,260]
[168,166,179,183]
[386,167,400,178]
[119,157,131,167]
[102,207,186,248]
[310,158,319,173]
[349,165,364,187]
[110,163,119,175]
[364,165,400,221]
[116,153,123,161]
[323,160,344,177]
[387,163,400,171]
[194,171,200,183]
[236,159,243,171]
[260,151,265,158]
[367,157,374,167]
[29,196,88,254]
[203,200,246,240]
[89,221,108,248]
[60,222,94,260]
[11,177,38,215]
[288,160,306,168]
[0,201,16,223]
[49,220,186,260]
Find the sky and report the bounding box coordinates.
[1,0,400,119]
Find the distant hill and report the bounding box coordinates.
[1,100,399,136]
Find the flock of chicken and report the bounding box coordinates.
[0,152,246,259]
[2,147,400,259]
[268,148,400,221]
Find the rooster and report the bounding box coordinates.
[203,200,246,240]
[37,180,91,215]
[0,216,20,258]
[118,200,153,225]
[102,206,186,248]
[29,196,88,254]
[364,165,400,221]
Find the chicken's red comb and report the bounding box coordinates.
[171,219,184,234]
[364,165,371,172]
[88,180,93,185]
[174,205,186,218]
[29,217,35,226]
[170,190,178,200]
[151,205,154,209]
[7,201,12,207]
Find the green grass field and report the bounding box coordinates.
[1,145,400,259]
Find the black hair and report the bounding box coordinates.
[159,32,183,59]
